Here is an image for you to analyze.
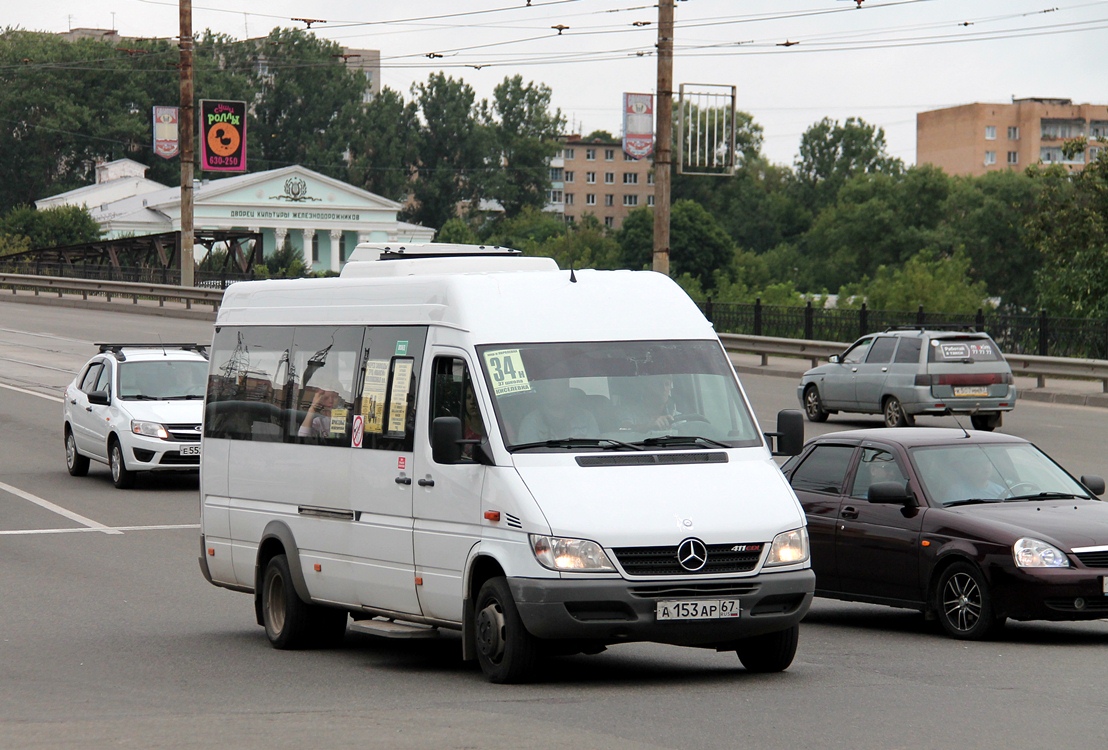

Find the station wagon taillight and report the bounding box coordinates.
[914,372,1012,387]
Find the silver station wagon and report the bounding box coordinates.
[797,328,1016,431]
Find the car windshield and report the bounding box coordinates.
[118,360,208,400]
[476,340,762,451]
[910,442,1093,506]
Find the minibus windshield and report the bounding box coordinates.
[476,340,762,451]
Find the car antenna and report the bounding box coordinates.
[569,266,577,283]
[951,412,971,438]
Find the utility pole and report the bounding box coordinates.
[179,0,195,287]
[652,0,674,275]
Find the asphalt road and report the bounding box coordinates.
[2,299,1107,749]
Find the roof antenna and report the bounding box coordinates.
[569,266,577,283]
[951,412,971,438]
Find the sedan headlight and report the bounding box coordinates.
[765,527,810,567]
[1013,537,1070,568]
[530,535,615,572]
[131,420,170,440]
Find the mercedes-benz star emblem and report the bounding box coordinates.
[677,538,708,572]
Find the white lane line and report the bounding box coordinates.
[0,382,63,402]
[0,480,122,535]
[0,523,199,536]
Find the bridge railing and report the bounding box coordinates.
[4,273,1106,392]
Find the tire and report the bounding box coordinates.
[970,413,1001,431]
[735,624,799,673]
[474,576,540,684]
[934,562,1001,640]
[109,438,135,489]
[803,386,829,423]
[883,397,914,428]
[261,554,315,649]
[65,428,89,477]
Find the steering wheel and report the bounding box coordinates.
[1006,482,1039,496]
[673,413,709,424]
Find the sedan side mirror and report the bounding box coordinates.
[828,354,842,364]
[1080,475,1105,496]
[868,481,917,507]
[88,390,110,406]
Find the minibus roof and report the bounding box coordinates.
[217,268,716,343]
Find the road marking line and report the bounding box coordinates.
[0,480,122,534]
[0,382,63,402]
[0,523,199,536]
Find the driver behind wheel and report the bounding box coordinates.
[624,375,677,431]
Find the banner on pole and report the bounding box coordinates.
[199,100,247,172]
[152,106,179,159]
[622,93,654,160]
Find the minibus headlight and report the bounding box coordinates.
[530,535,616,572]
[765,528,809,567]
[1013,537,1070,568]
[131,420,170,439]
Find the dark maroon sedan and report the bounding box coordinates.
[781,427,1108,639]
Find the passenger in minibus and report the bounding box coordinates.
[517,378,598,443]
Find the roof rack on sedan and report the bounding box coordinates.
[96,343,209,360]
[883,324,981,333]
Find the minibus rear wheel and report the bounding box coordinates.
[474,577,539,684]
[262,554,314,649]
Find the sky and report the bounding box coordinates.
[13,0,1108,167]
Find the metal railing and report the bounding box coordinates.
[718,333,1108,393]
[3,273,1107,392]
[0,273,223,313]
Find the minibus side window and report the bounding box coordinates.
[289,326,364,447]
[205,326,293,442]
[430,357,484,461]
[355,326,427,452]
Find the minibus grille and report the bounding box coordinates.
[612,543,763,576]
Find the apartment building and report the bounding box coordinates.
[554,135,655,230]
[917,98,1108,176]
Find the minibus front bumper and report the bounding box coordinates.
[508,569,815,645]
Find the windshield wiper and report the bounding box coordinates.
[161,394,204,400]
[512,437,644,452]
[636,435,731,449]
[1004,492,1089,502]
[944,498,1004,507]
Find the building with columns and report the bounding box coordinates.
[36,160,434,272]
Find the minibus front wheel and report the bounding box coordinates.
[474,577,539,684]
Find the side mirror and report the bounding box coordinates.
[431,416,464,464]
[88,390,110,406]
[828,354,842,364]
[766,409,804,457]
[1080,475,1105,497]
[868,481,917,506]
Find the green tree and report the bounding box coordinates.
[533,215,622,270]
[482,76,565,218]
[941,169,1040,311]
[581,130,615,141]
[345,87,419,203]
[1028,153,1108,317]
[436,217,480,244]
[243,28,369,176]
[0,30,179,213]
[481,206,566,253]
[0,204,101,248]
[837,248,989,313]
[793,117,903,213]
[615,201,735,290]
[408,73,490,230]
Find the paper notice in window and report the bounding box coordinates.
[387,359,413,435]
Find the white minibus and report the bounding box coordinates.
[199,243,814,683]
